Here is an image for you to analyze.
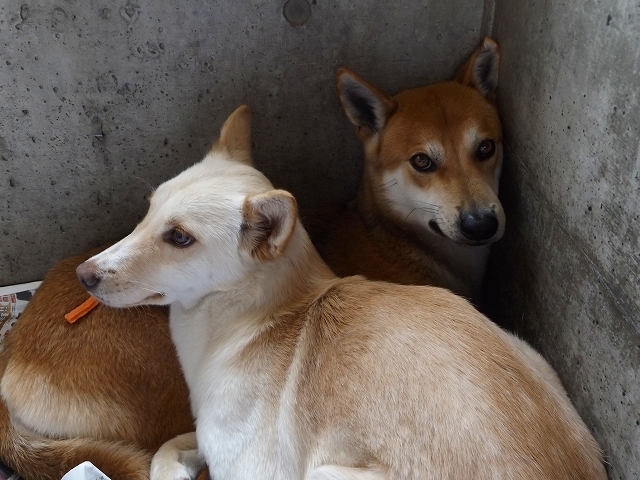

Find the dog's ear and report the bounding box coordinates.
[336,68,398,140]
[241,190,298,262]
[213,105,253,166]
[455,37,500,102]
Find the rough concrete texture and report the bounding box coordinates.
[486,0,640,478]
[0,0,484,285]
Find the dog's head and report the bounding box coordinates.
[337,37,505,245]
[77,106,299,309]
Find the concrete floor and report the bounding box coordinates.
[1,0,638,477]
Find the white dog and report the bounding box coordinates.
[77,106,605,480]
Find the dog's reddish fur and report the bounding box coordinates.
[0,247,195,479]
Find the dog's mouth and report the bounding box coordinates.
[143,292,166,302]
[428,220,445,237]
[93,291,166,308]
[429,220,493,246]
[462,239,491,246]
[132,292,167,306]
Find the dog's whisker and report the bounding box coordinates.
[374,180,398,192]
[126,279,163,295]
[132,175,156,197]
[392,199,439,210]
[415,200,442,209]
[417,207,439,215]
[415,207,439,213]
[398,202,439,214]
[405,208,419,221]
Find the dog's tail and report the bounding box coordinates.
[0,396,152,480]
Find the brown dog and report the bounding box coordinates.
[0,247,195,479]
[311,37,505,302]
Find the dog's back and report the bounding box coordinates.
[294,279,605,478]
[0,247,194,479]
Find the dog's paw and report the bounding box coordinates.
[150,459,192,480]
[151,432,203,480]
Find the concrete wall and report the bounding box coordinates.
[0,0,484,285]
[486,0,640,478]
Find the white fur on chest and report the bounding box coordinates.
[169,302,304,480]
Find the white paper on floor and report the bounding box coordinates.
[61,462,111,480]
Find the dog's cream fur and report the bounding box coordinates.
[79,106,605,480]
[309,38,506,302]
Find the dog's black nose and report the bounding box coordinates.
[460,211,499,241]
[76,261,101,290]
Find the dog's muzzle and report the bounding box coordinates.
[459,211,499,242]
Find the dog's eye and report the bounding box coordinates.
[169,228,195,247]
[476,139,496,160]
[410,153,436,172]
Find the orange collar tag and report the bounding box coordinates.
[65,296,100,324]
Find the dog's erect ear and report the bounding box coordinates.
[336,68,398,140]
[241,190,298,262]
[455,37,500,101]
[213,105,253,166]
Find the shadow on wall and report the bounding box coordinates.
[481,147,531,333]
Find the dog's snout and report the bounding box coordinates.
[76,261,101,291]
[459,211,499,241]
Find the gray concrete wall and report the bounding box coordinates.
[486,0,640,478]
[3,0,638,476]
[0,0,484,285]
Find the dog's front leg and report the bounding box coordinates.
[306,465,387,480]
[151,431,205,480]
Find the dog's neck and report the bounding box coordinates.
[245,224,335,315]
[168,222,336,416]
